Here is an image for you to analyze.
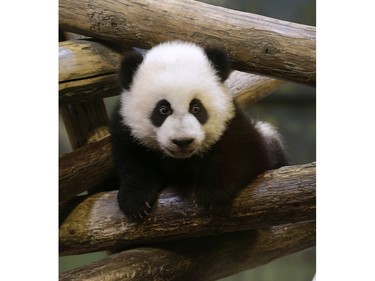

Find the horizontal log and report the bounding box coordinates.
[59,0,315,86]
[59,162,315,255]
[59,221,315,281]
[226,71,286,106]
[59,39,285,104]
[59,40,123,82]
[59,40,125,104]
[59,73,120,104]
[59,136,115,203]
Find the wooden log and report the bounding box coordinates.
[59,162,315,256]
[227,71,286,106]
[60,73,120,104]
[59,40,125,104]
[59,0,316,86]
[59,40,119,149]
[59,136,115,203]
[59,40,123,82]
[59,40,285,104]
[60,100,110,149]
[59,221,315,281]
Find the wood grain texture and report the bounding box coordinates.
[59,162,315,256]
[59,40,285,105]
[59,40,124,104]
[60,100,110,149]
[227,71,286,106]
[59,221,315,281]
[60,73,120,104]
[59,0,316,86]
[59,136,115,203]
[59,40,123,82]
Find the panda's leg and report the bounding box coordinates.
[110,107,164,220]
[192,162,246,213]
[117,168,164,221]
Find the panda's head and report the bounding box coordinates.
[119,41,235,158]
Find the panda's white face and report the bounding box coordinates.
[120,41,235,158]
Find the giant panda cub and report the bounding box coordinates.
[110,41,288,220]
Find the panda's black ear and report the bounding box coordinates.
[118,50,144,90]
[204,47,231,82]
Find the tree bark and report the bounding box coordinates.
[59,39,286,105]
[226,71,286,106]
[59,40,125,104]
[60,73,120,104]
[59,40,123,82]
[60,100,110,149]
[59,221,315,281]
[59,136,116,203]
[59,163,315,256]
[59,0,315,86]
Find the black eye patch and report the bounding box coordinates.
[189,98,208,124]
[150,99,172,127]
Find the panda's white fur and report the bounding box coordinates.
[255,121,281,145]
[120,41,235,158]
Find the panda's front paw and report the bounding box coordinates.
[117,187,158,221]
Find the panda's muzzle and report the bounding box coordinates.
[166,138,197,158]
[171,138,194,148]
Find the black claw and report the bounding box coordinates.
[117,186,159,221]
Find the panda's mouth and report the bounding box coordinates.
[165,147,196,159]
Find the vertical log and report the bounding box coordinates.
[60,100,109,149]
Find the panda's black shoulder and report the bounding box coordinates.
[109,101,157,169]
[109,101,128,141]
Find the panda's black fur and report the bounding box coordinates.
[110,41,288,220]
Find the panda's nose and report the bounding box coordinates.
[172,138,194,148]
